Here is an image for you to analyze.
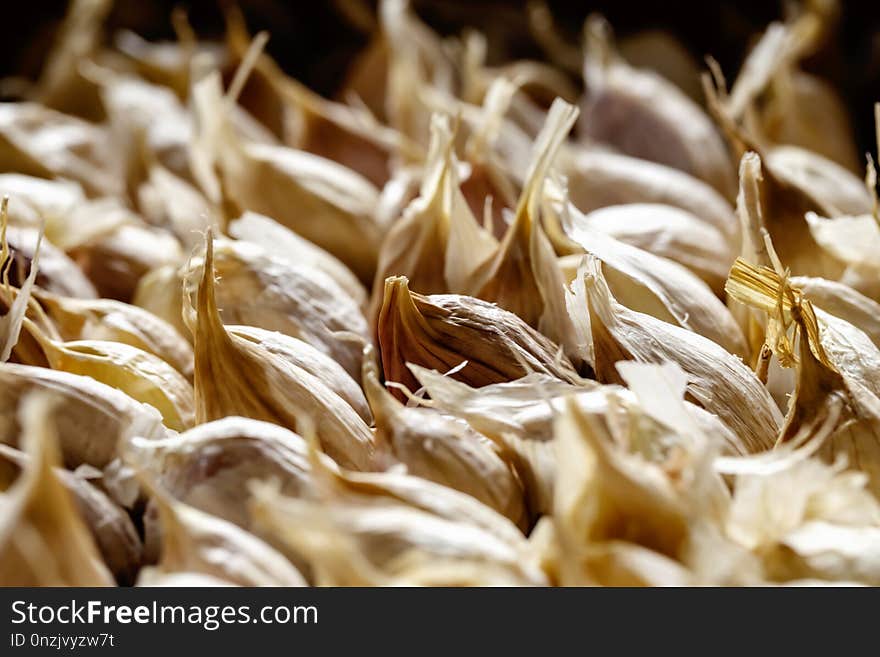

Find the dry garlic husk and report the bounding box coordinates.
[250,480,546,587]
[0,444,141,584]
[729,152,772,359]
[725,16,860,171]
[0,363,167,470]
[454,78,522,239]
[726,259,880,493]
[34,289,194,378]
[706,97,851,281]
[419,74,535,188]
[190,70,382,283]
[229,211,367,310]
[370,112,497,314]
[766,146,872,217]
[94,68,195,186]
[187,234,376,470]
[763,522,880,585]
[548,397,693,585]
[579,16,735,199]
[136,159,220,250]
[132,264,187,338]
[22,317,194,432]
[377,276,582,398]
[225,11,417,187]
[0,214,42,365]
[409,362,743,519]
[364,360,527,529]
[180,237,369,379]
[374,0,457,145]
[409,363,744,455]
[467,100,580,354]
[565,203,734,294]
[0,174,85,232]
[729,152,821,412]
[560,148,738,242]
[556,535,696,586]
[3,226,97,299]
[724,440,880,584]
[70,223,184,302]
[408,365,589,442]
[227,325,371,424]
[578,256,780,451]
[790,276,880,348]
[140,483,305,587]
[804,212,880,287]
[30,0,112,121]
[0,102,121,197]
[0,393,114,585]
[555,202,747,359]
[113,26,227,99]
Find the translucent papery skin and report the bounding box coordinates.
[4,0,880,589]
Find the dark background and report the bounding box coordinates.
[4,0,880,155]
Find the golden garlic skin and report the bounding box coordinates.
[0,394,116,586]
[2,0,880,590]
[0,444,142,584]
[189,234,377,471]
[0,363,168,471]
[185,237,370,381]
[365,362,528,529]
[378,275,581,399]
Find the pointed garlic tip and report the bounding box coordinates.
[197,229,220,327]
[226,30,270,105]
[578,254,604,290]
[583,13,614,66]
[381,275,414,314]
[739,151,763,180]
[737,150,773,268]
[517,98,578,220]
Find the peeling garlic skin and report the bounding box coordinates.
[2,0,880,588]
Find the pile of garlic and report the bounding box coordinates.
[2,0,880,587]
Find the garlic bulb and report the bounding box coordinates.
[364,359,527,528]
[141,482,306,587]
[0,443,141,584]
[190,70,383,282]
[35,290,193,378]
[577,255,781,451]
[187,233,377,471]
[0,363,168,470]
[182,237,370,380]
[0,393,115,585]
[579,16,736,199]
[377,275,582,398]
